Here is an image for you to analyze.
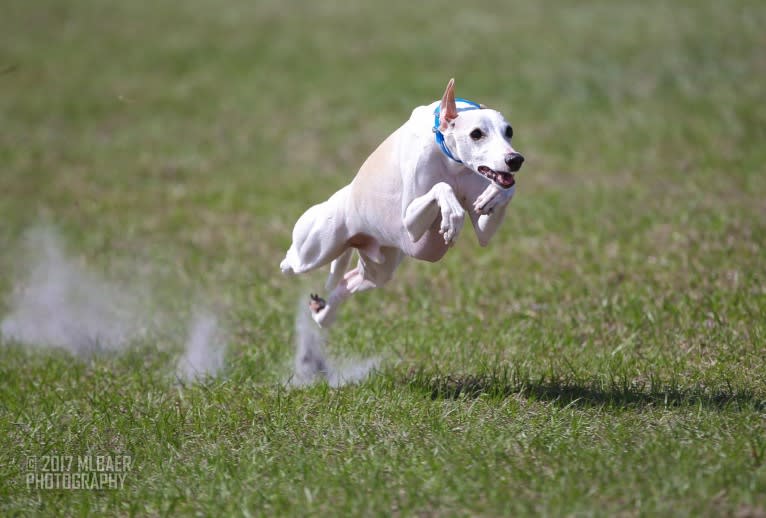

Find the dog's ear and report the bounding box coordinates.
[439,78,458,130]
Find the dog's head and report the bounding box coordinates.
[437,78,524,189]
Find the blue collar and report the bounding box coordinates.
[432,98,481,164]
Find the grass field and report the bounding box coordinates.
[1,0,765,515]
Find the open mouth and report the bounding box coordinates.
[477,166,515,189]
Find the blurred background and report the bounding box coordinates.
[2,0,763,361]
[2,0,765,423]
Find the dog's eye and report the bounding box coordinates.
[470,129,483,140]
[505,125,513,139]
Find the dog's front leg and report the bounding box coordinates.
[403,182,465,245]
[470,183,515,246]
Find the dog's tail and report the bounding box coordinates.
[280,246,298,275]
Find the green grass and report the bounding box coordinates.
[1,0,765,515]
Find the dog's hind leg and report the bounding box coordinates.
[280,187,351,275]
[325,247,354,290]
[310,247,403,328]
[308,246,353,321]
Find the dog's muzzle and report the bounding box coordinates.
[478,166,516,189]
[477,153,523,189]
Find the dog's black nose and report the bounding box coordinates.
[505,153,525,172]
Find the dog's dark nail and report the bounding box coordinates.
[309,294,327,313]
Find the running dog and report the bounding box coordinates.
[281,79,524,328]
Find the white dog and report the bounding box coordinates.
[281,79,524,328]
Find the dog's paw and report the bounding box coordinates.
[474,183,514,215]
[309,293,326,313]
[438,203,465,245]
[309,296,337,328]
